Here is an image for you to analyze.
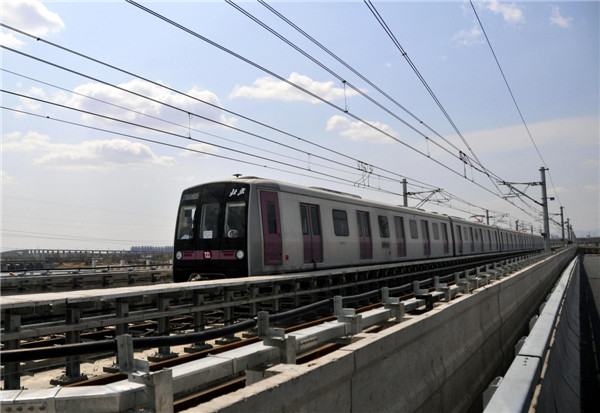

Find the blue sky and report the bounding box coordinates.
[1,0,598,251]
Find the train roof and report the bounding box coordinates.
[182,177,541,237]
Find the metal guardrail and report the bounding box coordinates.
[483,256,579,412]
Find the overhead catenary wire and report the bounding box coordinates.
[233,0,546,222]
[2,102,530,227]
[121,1,544,223]
[1,38,506,204]
[1,68,397,185]
[361,0,547,219]
[468,0,563,207]
[2,17,545,230]
[122,2,517,199]
[0,27,444,194]
[1,104,424,204]
[1,22,542,219]
[226,0,478,167]
[363,0,485,171]
[0,24,424,191]
[1,31,544,222]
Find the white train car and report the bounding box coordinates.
[173,177,543,281]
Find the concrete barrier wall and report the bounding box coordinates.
[192,248,576,413]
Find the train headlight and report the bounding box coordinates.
[235,250,245,260]
[176,251,182,260]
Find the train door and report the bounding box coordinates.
[300,203,323,264]
[421,220,431,256]
[357,211,372,259]
[260,191,282,265]
[394,216,406,257]
[456,225,463,254]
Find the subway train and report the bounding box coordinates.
[173,177,544,282]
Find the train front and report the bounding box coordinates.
[173,181,249,281]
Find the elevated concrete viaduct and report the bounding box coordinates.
[192,247,576,413]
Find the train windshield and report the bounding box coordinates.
[177,192,199,240]
[199,203,220,239]
[225,202,246,238]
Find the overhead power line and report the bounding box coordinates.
[2,100,527,226]
[363,0,485,171]
[227,0,475,166]
[2,16,544,229]
[361,0,545,218]
[122,1,542,221]
[468,0,562,206]
[1,24,446,193]
[1,22,539,219]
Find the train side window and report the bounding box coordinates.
[463,227,468,240]
[421,220,431,255]
[300,206,309,235]
[378,216,390,238]
[409,220,419,239]
[333,209,349,236]
[395,216,406,257]
[441,223,449,254]
[474,230,479,241]
[432,223,440,240]
[266,202,278,234]
[469,227,474,251]
[310,206,321,235]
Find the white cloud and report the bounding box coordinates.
[18,86,47,110]
[230,72,360,104]
[1,0,64,49]
[326,115,399,144]
[485,0,524,24]
[550,6,573,29]
[459,115,598,155]
[66,79,235,132]
[0,31,25,48]
[2,131,174,170]
[179,143,219,158]
[581,159,600,169]
[584,184,600,192]
[1,170,16,185]
[452,26,483,46]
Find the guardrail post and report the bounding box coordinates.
[272,283,281,313]
[3,311,21,390]
[334,296,363,335]
[185,292,212,353]
[258,311,296,365]
[104,298,132,373]
[382,287,404,322]
[65,306,86,382]
[129,368,173,413]
[216,289,240,345]
[148,295,178,362]
[51,305,88,385]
